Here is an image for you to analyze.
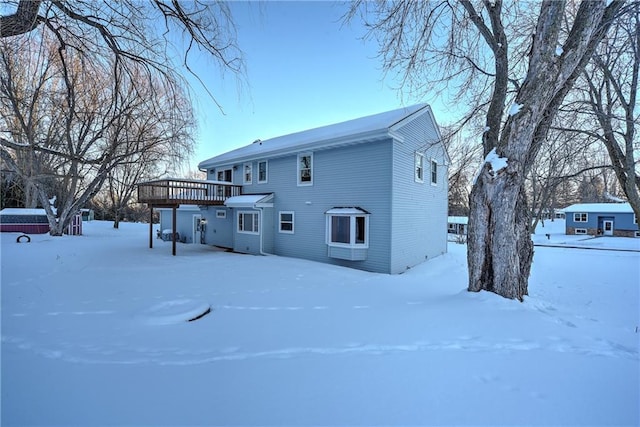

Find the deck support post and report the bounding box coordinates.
[149,206,153,249]
[172,205,177,256]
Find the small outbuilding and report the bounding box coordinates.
[563,203,638,237]
[81,209,94,222]
[447,216,468,235]
[0,208,50,234]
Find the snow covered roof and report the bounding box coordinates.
[563,203,634,213]
[325,207,370,215]
[0,208,47,216]
[224,194,274,208]
[448,216,469,224]
[199,104,430,169]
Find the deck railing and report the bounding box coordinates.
[137,179,242,206]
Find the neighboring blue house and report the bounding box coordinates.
[564,203,639,237]
[145,104,449,273]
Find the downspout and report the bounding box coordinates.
[256,206,271,256]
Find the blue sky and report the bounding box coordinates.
[185,1,453,171]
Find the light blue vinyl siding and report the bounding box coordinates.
[202,207,233,248]
[390,111,448,273]
[239,139,393,273]
[233,209,261,254]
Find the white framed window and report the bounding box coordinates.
[575,228,587,235]
[216,169,232,182]
[243,163,253,184]
[574,213,588,222]
[431,159,438,185]
[325,208,369,248]
[279,211,294,234]
[634,215,637,224]
[414,153,424,183]
[635,231,640,237]
[238,211,259,235]
[216,168,233,197]
[258,160,268,184]
[298,153,313,185]
[216,210,226,219]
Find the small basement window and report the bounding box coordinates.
[575,228,587,235]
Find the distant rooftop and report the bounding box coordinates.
[563,203,633,213]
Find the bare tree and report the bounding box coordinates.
[103,81,195,229]
[445,128,482,216]
[348,0,627,300]
[1,0,243,234]
[0,32,195,234]
[578,4,640,218]
[0,1,243,92]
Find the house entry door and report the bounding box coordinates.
[193,214,203,244]
[603,220,614,236]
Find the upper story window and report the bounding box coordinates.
[258,160,268,184]
[574,213,588,222]
[216,169,232,182]
[298,153,313,185]
[243,163,253,184]
[415,153,424,183]
[431,159,438,185]
[216,168,233,197]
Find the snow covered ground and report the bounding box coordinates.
[1,219,638,426]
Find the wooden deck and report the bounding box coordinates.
[137,179,242,207]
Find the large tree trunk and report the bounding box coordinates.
[468,163,533,301]
[466,0,621,301]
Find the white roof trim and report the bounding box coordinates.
[224,194,274,208]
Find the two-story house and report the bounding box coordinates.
[139,104,449,273]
